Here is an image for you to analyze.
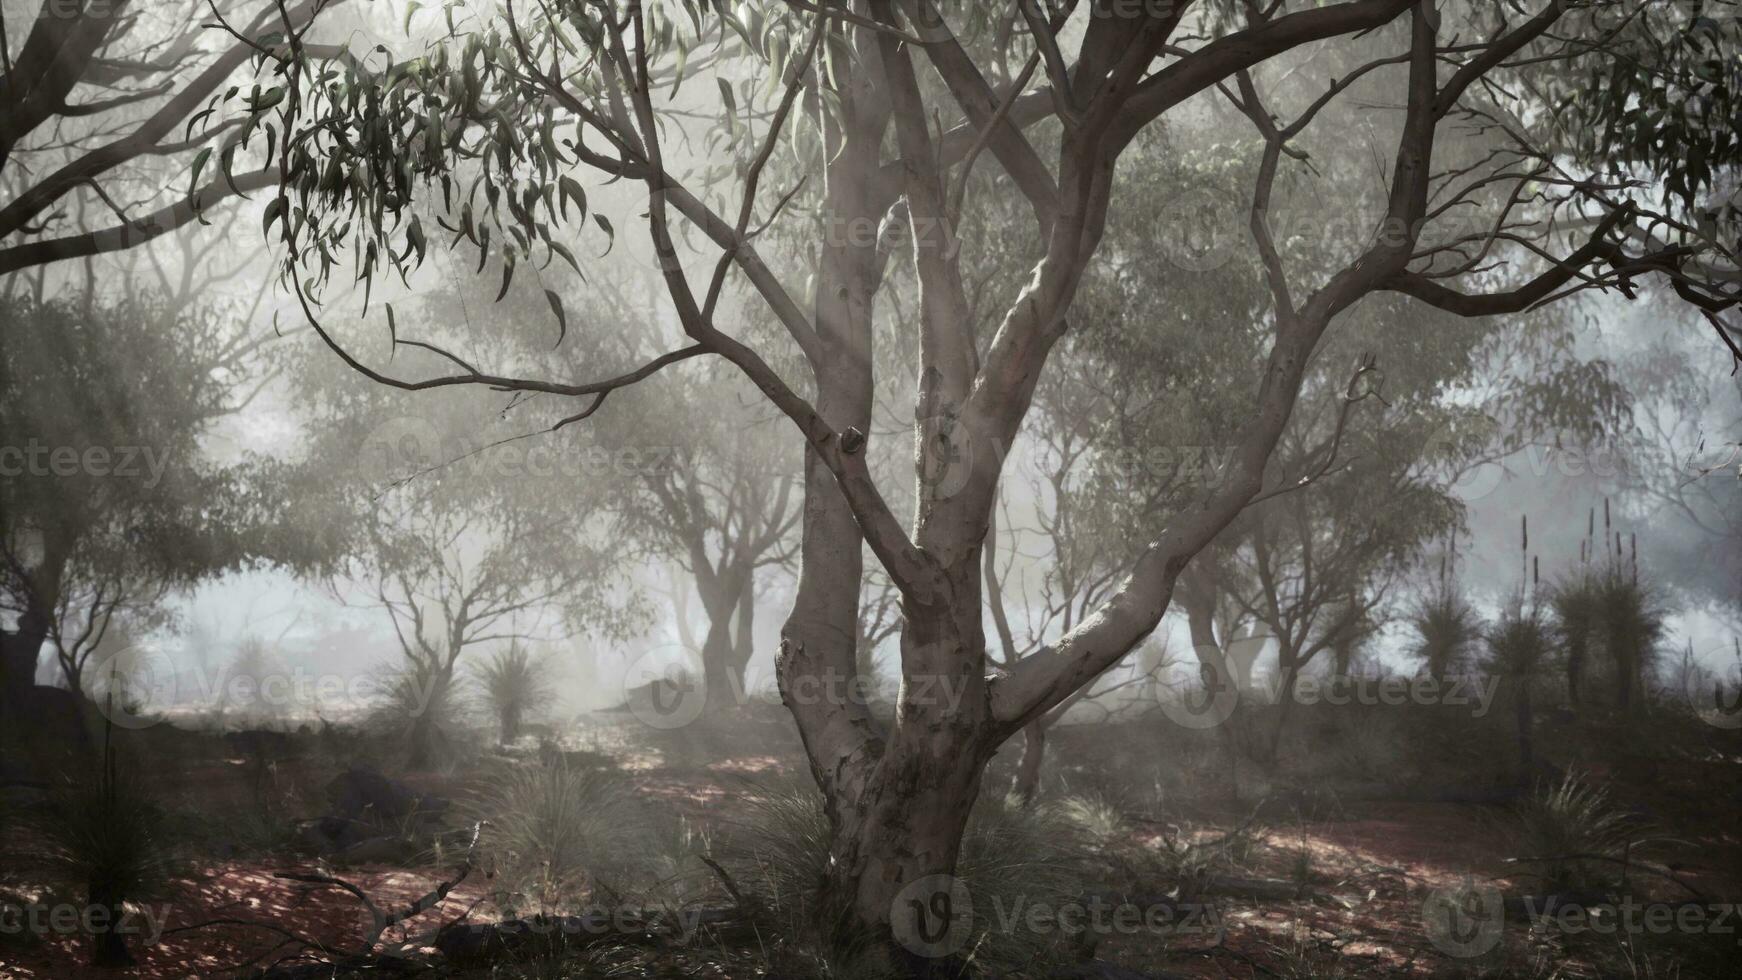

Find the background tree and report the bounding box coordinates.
[609,359,800,707]
[0,278,296,716]
[293,277,648,766]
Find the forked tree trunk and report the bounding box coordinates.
[696,567,754,710]
[818,573,991,969]
[769,6,1409,956]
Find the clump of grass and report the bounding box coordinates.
[470,755,657,915]
[709,779,1092,976]
[1510,769,1639,894]
[35,745,177,966]
[1049,790,1130,850]
[474,642,557,745]
[1263,922,1349,979]
[368,660,471,768]
[1410,584,1483,681]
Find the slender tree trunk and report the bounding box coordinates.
[731,572,755,694]
[0,630,45,712]
[87,882,132,967]
[1616,644,1635,711]
[775,82,897,955]
[1,528,69,715]
[1565,632,1586,707]
[1269,657,1300,765]
[1514,678,1535,770]
[407,666,453,769]
[1182,577,1241,802]
[696,567,753,710]
[1009,720,1046,806]
[699,609,739,708]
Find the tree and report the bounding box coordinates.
[337,457,626,766]
[0,284,293,717]
[1622,341,1742,630]
[294,280,647,766]
[610,362,800,708]
[262,0,1741,959]
[0,0,357,276]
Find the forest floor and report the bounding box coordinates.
[3,701,1740,979]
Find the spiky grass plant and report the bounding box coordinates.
[1485,596,1556,770]
[1409,586,1483,681]
[470,755,658,915]
[1593,561,1666,712]
[369,659,470,768]
[474,642,556,745]
[1550,568,1603,707]
[36,743,176,966]
[1510,769,1639,895]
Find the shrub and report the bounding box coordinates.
[1409,583,1483,681]
[1509,769,1639,895]
[368,659,471,768]
[35,746,177,966]
[709,779,1092,976]
[470,755,658,915]
[475,642,557,745]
